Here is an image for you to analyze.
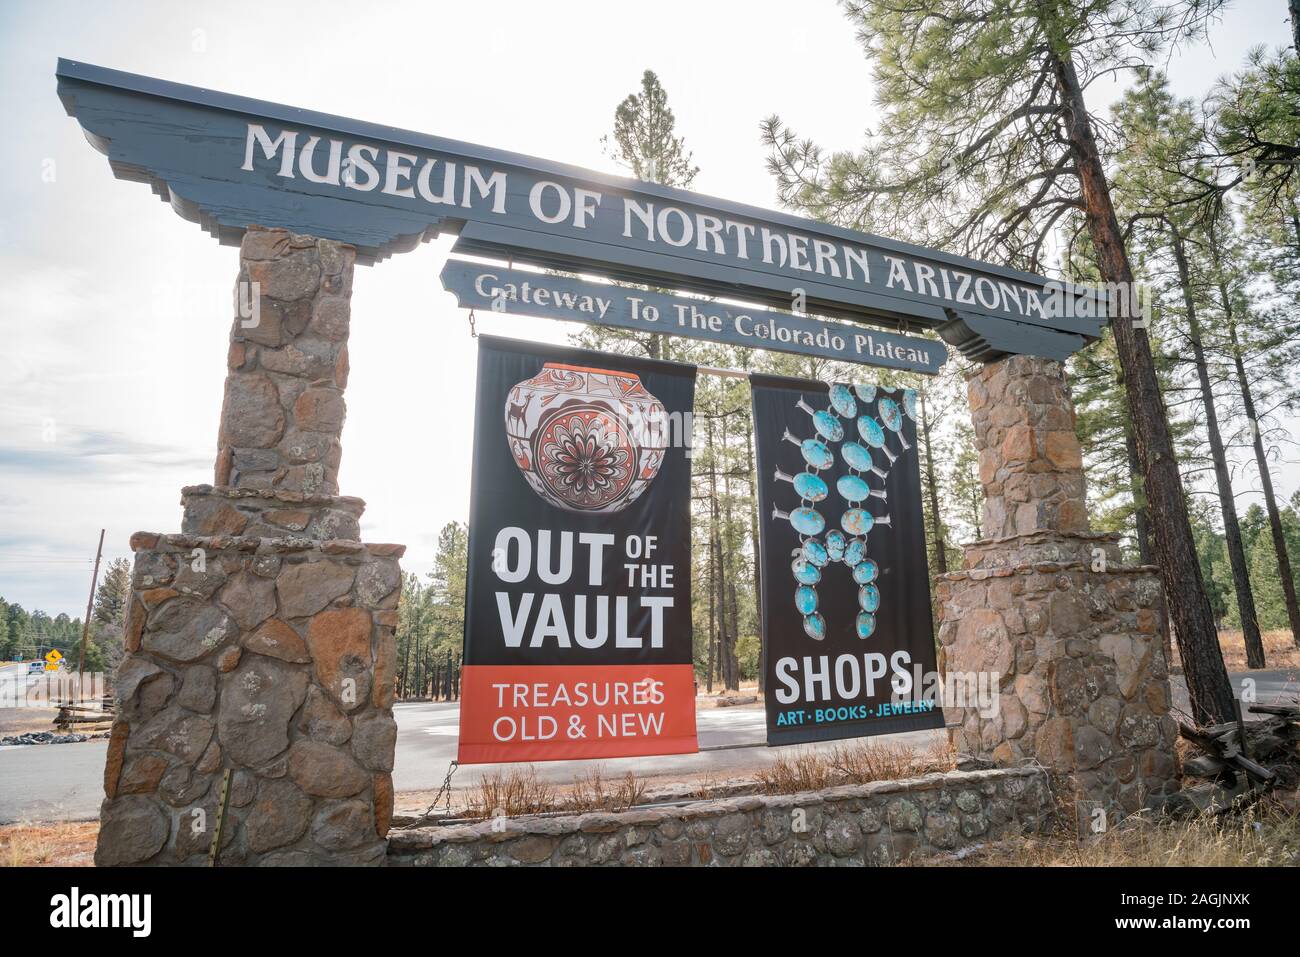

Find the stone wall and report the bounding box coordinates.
[96,228,404,866]
[967,355,1088,538]
[217,228,354,496]
[936,540,1178,820]
[99,533,403,865]
[386,768,1052,867]
[935,356,1177,830]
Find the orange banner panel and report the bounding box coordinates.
[457,664,698,764]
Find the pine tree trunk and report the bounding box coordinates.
[413,634,423,699]
[721,413,736,690]
[1122,414,1154,565]
[1049,48,1236,723]
[1169,226,1265,668]
[1225,295,1300,648]
[744,420,764,693]
[707,413,725,692]
[713,526,728,689]
[705,536,716,693]
[400,635,413,700]
[920,387,948,574]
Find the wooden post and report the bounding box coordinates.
[77,528,105,677]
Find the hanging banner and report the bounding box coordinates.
[751,374,944,745]
[459,335,698,763]
[440,260,948,373]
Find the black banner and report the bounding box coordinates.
[751,374,944,745]
[459,336,698,763]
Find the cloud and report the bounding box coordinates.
[0,429,209,476]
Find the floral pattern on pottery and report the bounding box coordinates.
[505,362,667,513]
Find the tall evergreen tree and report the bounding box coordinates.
[92,558,131,625]
[1205,213,1300,648]
[1107,73,1264,666]
[763,0,1237,721]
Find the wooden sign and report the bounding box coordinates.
[441,260,948,374]
[56,59,1108,361]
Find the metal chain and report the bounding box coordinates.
[467,309,477,337]
[399,760,459,828]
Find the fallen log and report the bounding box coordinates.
[1178,721,1276,784]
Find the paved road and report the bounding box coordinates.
[389,700,941,794]
[3,669,1295,823]
[0,740,108,823]
[0,661,36,703]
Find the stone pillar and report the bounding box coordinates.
[935,356,1177,831]
[96,227,403,866]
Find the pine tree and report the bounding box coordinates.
[582,69,701,361]
[93,558,131,625]
[1108,75,1265,666]
[1206,44,1300,222]
[763,0,1237,721]
[605,70,699,188]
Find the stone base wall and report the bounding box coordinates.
[181,485,365,542]
[218,228,354,497]
[386,768,1052,867]
[935,532,1177,827]
[96,529,403,866]
[967,356,1088,538]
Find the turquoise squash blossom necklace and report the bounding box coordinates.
[772,384,917,641]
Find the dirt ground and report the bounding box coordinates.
[0,821,97,867]
[9,804,1298,868]
[0,708,62,735]
[1190,629,1300,675]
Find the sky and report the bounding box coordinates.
[0,0,1292,617]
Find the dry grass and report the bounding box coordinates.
[1193,628,1300,674]
[756,750,836,793]
[0,821,98,867]
[757,739,956,795]
[564,768,647,813]
[463,766,651,820]
[464,767,557,819]
[926,802,1300,867]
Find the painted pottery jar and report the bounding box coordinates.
[505,362,668,513]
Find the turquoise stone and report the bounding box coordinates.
[791,557,821,585]
[798,438,834,471]
[811,409,844,442]
[856,612,877,639]
[859,583,880,613]
[903,389,918,421]
[789,506,825,536]
[880,397,903,433]
[793,472,828,502]
[858,415,886,449]
[795,585,818,615]
[841,441,872,471]
[843,538,866,566]
[841,508,874,536]
[803,613,826,641]
[854,558,879,584]
[853,384,877,403]
[828,383,857,418]
[801,539,829,567]
[825,529,846,561]
[836,474,870,503]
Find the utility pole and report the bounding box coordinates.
[77,528,106,676]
